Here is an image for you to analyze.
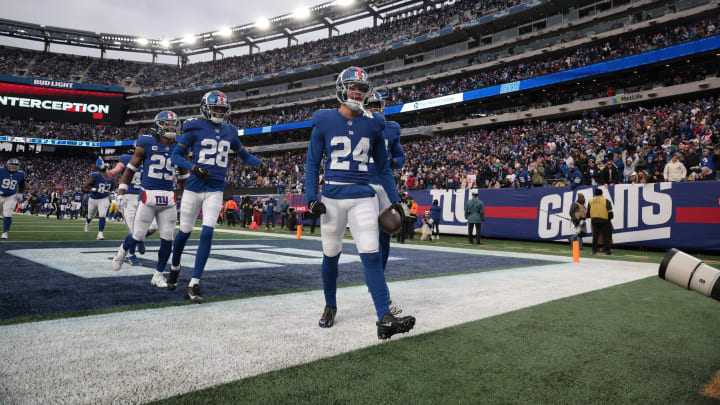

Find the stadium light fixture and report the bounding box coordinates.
[255,18,270,30]
[160,39,170,48]
[335,0,354,7]
[183,35,196,44]
[136,38,149,46]
[217,27,232,37]
[293,7,311,19]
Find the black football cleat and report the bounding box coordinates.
[167,269,180,291]
[185,284,203,303]
[318,305,337,328]
[377,312,416,340]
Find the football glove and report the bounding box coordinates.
[96,156,106,172]
[192,165,211,180]
[308,200,326,216]
[116,194,126,214]
[390,201,406,223]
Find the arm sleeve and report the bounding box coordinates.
[237,148,260,166]
[171,131,194,171]
[304,127,324,204]
[373,133,400,202]
[390,132,406,168]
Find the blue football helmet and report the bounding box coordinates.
[364,90,386,113]
[153,110,180,139]
[6,158,20,172]
[336,66,372,111]
[200,90,231,124]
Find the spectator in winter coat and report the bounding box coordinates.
[663,154,687,182]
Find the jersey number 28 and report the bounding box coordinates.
[198,139,230,168]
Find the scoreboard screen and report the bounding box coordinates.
[0,81,125,125]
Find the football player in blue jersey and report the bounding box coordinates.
[306,67,415,340]
[60,193,69,219]
[112,111,188,288]
[169,90,261,302]
[365,91,406,273]
[83,168,115,240]
[98,142,158,265]
[0,158,26,240]
[70,188,83,219]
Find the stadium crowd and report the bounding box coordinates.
[126,16,720,128]
[3,98,718,199]
[0,152,95,196]
[224,98,720,190]
[1,0,523,89]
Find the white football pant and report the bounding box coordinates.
[320,196,380,257]
[87,197,110,219]
[179,190,223,233]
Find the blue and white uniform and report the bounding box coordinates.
[170,117,259,283]
[71,191,83,213]
[131,135,178,242]
[0,167,25,217]
[0,167,25,236]
[368,120,405,271]
[86,172,114,236]
[305,109,400,321]
[117,153,145,233]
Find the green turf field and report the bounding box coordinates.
[4,214,720,403]
[156,277,720,404]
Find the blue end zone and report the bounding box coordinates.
[0,239,550,319]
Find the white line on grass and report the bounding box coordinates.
[0,258,656,403]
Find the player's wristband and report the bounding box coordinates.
[126,163,138,172]
[177,173,190,180]
[118,184,129,191]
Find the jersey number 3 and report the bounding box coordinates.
[329,136,370,171]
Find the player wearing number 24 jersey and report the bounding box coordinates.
[169,90,260,302]
[305,66,415,340]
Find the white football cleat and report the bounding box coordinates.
[96,231,104,240]
[1,232,8,240]
[84,222,89,232]
[112,245,127,271]
[151,272,168,288]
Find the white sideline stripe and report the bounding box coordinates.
[5,245,283,278]
[0,260,656,404]
[205,226,598,263]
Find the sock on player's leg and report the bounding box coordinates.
[98,218,106,232]
[157,238,172,272]
[379,230,391,272]
[321,254,340,308]
[3,217,11,233]
[122,234,139,252]
[171,230,191,267]
[191,226,214,280]
[359,252,391,322]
